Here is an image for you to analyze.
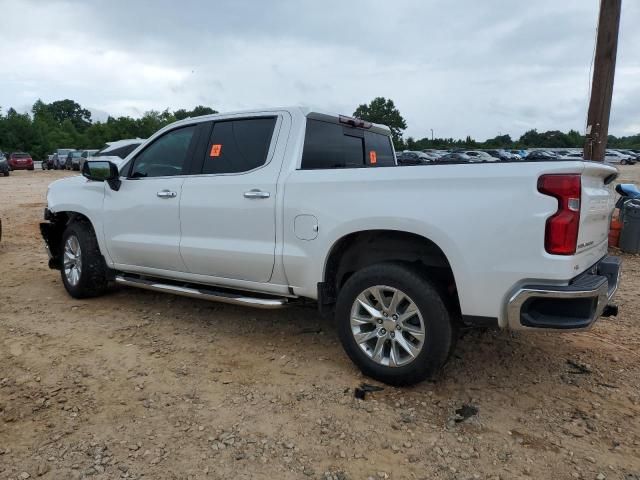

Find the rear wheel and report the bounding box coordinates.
[60,220,110,298]
[336,262,453,386]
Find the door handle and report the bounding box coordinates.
[244,189,270,199]
[157,190,177,199]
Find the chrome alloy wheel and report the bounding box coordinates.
[350,285,426,367]
[63,235,82,287]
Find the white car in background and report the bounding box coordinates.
[605,150,635,165]
[461,150,498,162]
[79,149,99,172]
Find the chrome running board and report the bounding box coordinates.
[114,275,288,309]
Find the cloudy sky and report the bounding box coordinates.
[1,0,638,140]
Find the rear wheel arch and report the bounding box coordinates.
[321,230,460,314]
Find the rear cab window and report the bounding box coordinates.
[301,117,395,170]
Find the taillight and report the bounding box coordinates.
[538,174,581,255]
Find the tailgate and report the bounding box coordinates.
[577,162,617,254]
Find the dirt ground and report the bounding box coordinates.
[1,167,639,480]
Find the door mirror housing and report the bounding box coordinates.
[82,160,121,191]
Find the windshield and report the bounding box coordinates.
[13,153,30,158]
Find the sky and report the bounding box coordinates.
[0,0,638,141]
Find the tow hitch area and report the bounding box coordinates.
[601,304,618,317]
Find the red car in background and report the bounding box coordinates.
[8,152,34,170]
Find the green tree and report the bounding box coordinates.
[34,99,92,132]
[173,105,217,120]
[484,134,513,148]
[353,97,407,148]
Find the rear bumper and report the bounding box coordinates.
[9,163,34,170]
[507,256,621,331]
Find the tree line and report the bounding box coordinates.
[354,97,640,151]
[0,100,216,160]
[1,97,638,160]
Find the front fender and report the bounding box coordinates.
[45,176,111,265]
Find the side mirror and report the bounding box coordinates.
[82,160,121,191]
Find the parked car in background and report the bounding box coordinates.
[623,150,640,160]
[42,154,55,170]
[78,149,99,171]
[66,151,83,171]
[95,139,144,159]
[52,149,75,170]
[484,149,512,161]
[436,152,473,163]
[396,151,433,165]
[459,150,497,162]
[8,152,34,170]
[605,150,635,165]
[524,150,558,161]
[0,154,10,176]
[559,152,584,160]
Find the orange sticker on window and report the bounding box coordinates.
[210,144,222,157]
[369,150,377,164]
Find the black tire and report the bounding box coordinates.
[3,171,8,177]
[336,262,453,386]
[60,220,110,298]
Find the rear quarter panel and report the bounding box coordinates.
[282,161,609,326]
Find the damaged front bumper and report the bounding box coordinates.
[40,208,63,270]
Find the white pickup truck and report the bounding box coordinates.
[41,107,622,385]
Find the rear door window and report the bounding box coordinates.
[301,119,394,169]
[201,117,276,174]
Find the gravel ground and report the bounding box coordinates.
[1,167,639,480]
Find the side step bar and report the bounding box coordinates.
[114,275,288,309]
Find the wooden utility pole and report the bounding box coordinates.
[583,0,622,161]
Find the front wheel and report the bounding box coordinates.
[336,262,453,386]
[60,220,110,298]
